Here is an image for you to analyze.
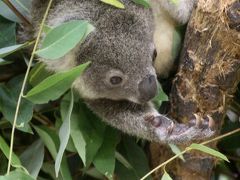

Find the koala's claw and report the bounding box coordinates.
[167,122,175,134]
[144,114,161,127]
[207,115,216,130]
[193,113,204,128]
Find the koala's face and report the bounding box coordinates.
[75,6,158,104]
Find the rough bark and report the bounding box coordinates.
[150,0,240,179]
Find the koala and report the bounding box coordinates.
[151,0,197,77]
[29,0,214,144]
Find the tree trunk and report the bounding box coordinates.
[150,0,240,179]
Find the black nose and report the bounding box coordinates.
[138,75,157,103]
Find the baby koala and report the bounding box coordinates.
[30,0,214,144]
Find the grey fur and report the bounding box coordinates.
[29,0,214,144]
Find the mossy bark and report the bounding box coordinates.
[150,0,240,179]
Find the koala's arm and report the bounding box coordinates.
[86,99,214,144]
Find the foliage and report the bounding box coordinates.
[0,0,240,180]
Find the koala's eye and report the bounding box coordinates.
[105,69,126,87]
[152,49,157,62]
[110,76,123,85]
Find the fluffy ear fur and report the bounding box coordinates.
[28,0,215,144]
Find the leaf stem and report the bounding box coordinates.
[201,128,240,145]
[140,149,188,180]
[7,0,53,174]
[140,128,240,180]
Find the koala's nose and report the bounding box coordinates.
[138,75,157,103]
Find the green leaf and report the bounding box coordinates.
[29,63,53,87]
[93,127,120,179]
[0,0,31,23]
[0,1,19,22]
[33,126,72,180]
[131,0,150,8]
[119,137,151,179]
[0,136,21,168]
[115,152,133,169]
[171,0,179,4]
[41,163,60,180]
[161,171,173,180]
[55,90,74,176]
[35,20,94,60]
[43,24,52,34]
[0,170,34,180]
[172,27,182,59]
[85,168,105,179]
[25,62,90,104]
[68,101,105,167]
[0,58,13,65]
[115,161,137,180]
[153,85,168,109]
[0,16,16,48]
[20,140,44,178]
[100,0,125,9]
[189,143,230,162]
[0,76,33,133]
[168,144,184,161]
[0,42,30,58]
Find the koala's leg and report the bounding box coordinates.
[86,99,215,144]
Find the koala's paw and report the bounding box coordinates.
[145,113,217,144]
[144,113,175,133]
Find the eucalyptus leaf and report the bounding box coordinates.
[161,171,173,180]
[0,16,16,48]
[0,58,13,65]
[131,0,150,8]
[172,26,182,59]
[93,127,120,179]
[100,0,125,9]
[20,140,44,178]
[0,170,34,180]
[118,137,151,179]
[60,95,87,165]
[169,144,184,161]
[115,161,137,180]
[171,0,179,4]
[35,20,94,60]
[0,0,31,22]
[29,63,53,87]
[0,1,19,22]
[25,62,90,104]
[0,77,33,133]
[115,151,132,169]
[68,101,105,167]
[189,143,229,162]
[33,126,72,180]
[0,135,21,168]
[0,42,30,58]
[153,86,168,109]
[55,90,74,176]
[11,0,32,19]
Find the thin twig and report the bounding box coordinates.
[140,128,240,180]
[140,149,188,180]
[2,0,32,27]
[7,0,53,174]
[202,128,240,145]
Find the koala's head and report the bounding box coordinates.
[73,4,158,104]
